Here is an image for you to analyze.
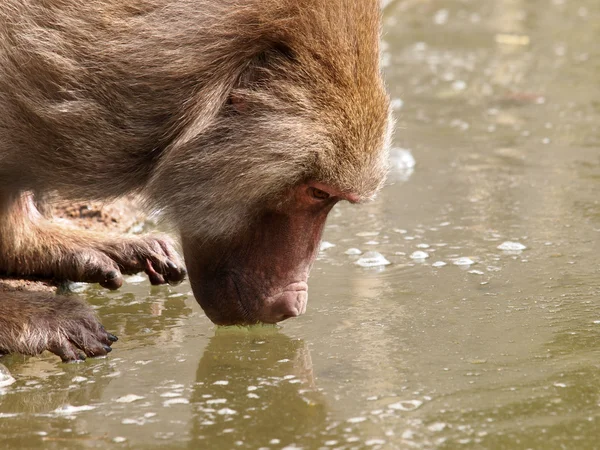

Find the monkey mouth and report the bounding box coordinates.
[259,281,309,323]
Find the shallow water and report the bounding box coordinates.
[3,0,600,448]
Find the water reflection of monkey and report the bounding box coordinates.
[189,328,328,449]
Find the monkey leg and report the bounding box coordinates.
[0,193,187,289]
[0,292,118,362]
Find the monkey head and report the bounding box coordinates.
[149,1,391,325]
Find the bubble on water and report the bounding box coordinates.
[410,251,429,260]
[497,241,527,251]
[217,408,237,415]
[433,9,449,25]
[390,98,404,110]
[432,261,447,268]
[320,241,336,251]
[356,252,391,268]
[247,393,259,399]
[416,243,430,249]
[345,248,362,255]
[115,394,145,403]
[163,398,189,407]
[366,439,386,446]
[356,231,380,237]
[113,437,127,443]
[0,364,15,388]
[402,429,415,440]
[247,386,258,391]
[206,398,227,405]
[468,270,484,275]
[365,240,380,245]
[393,229,408,234]
[389,148,416,182]
[388,400,423,411]
[213,380,229,385]
[453,257,475,266]
[452,80,467,91]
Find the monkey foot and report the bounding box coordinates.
[0,293,118,363]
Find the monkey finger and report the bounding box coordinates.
[165,261,187,285]
[48,341,86,363]
[81,254,124,289]
[98,270,124,290]
[144,258,166,285]
[141,237,187,284]
[97,326,118,346]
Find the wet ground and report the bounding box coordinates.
[2,0,600,448]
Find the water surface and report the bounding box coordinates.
[2,0,600,448]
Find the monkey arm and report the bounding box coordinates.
[0,292,117,362]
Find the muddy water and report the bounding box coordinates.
[2,0,600,448]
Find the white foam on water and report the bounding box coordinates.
[388,400,423,411]
[320,241,336,251]
[0,365,15,388]
[347,417,367,423]
[453,257,475,266]
[115,394,145,403]
[52,404,96,415]
[125,274,146,284]
[497,241,527,251]
[344,247,362,256]
[163,398,189,407]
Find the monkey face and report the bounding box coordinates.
[181,183,354,325]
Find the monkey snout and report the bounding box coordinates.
[260,282,308,323]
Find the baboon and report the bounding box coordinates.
[0,0,391,361]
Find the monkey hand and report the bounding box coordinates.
[99,234,188,288]
[0,200,187,289]
[0,293,118,363]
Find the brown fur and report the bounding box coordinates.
[0,292,117,362]
[0,0,390,336]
